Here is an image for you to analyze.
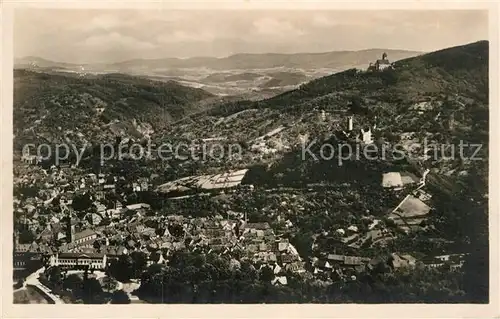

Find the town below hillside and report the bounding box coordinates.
[13,41,488,304]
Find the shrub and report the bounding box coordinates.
[14,278,24,289]
[380,69,398,85]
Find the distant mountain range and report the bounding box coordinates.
[257,41,488,111]
[111,49,423,70]
[15,49,424,99]
[15,49,422,71]
[14,56,77,69]
[262,40,489,183]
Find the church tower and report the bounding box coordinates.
[65,212,76,243]
[448,112,455,131]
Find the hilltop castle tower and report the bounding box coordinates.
[375,53,391,71]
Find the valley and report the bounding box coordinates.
[13,41,489,304]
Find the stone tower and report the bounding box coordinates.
[348,116,354,131]
[66,212,76,243]
[448,112,455,130]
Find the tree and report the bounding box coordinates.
[168,224,184,238]
[111,290,131,304]
[350,96,366,114]
[290,232,313,259]
[14,278,24,289]
[72,193,93,211]
[259,266,275,282]
[386,132,400,144]
[380,68,398,85]
[93,240,102,250]
[15,185,40,199]
[130,251,148,278]
[101,276,117,293]
[18,229,35,244]
[108,255,134,282]
[238,139,249,150]
[63,273,84,292]
[47,266,63,288]
[82,277,105,304]
[51,196,61,208]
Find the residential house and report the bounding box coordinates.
[390,253,417,269]
[87,213,103,226]
[13,251,43,272]
[271,276,288,286]
[72,229,98,246]
[327,254,370,270]
[388,195,431,231]
[285,261,306,273]
[38,227,54,243]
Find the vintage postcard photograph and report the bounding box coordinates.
[1,1,498,318]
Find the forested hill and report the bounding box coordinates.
[13,70,214,148]
[255,40,488,112]
[181,40,488,157]
[264,40,489,184]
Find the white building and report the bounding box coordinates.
[72,229,98,245]
[382,172,404,190]
[321,110,327,122]
[361,128,373,144]
[48,252,108,270]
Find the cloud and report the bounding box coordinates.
[253,17,305,36]
[312,14,341,27]
[84,14,123,31]
[77,32,156,51]
[14,9,488,62]
[157,30,216,43]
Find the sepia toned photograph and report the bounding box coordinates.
[6,3,494,311]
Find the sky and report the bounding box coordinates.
[14,9,489,64]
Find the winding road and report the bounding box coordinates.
[20,267,64,304]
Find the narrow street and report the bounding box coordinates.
[22,267,64,304]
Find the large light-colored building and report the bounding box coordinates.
[157,169,249,193]
[48,252,108,270]
[382,172,404,189]
[72,229,98,246]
